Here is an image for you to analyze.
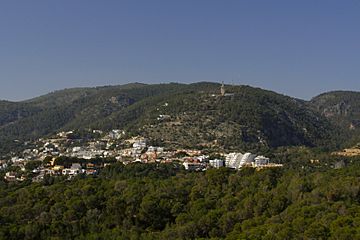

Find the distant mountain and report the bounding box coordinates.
[310,90,360,147]
[310,91,360,129]
[0,82,347,155]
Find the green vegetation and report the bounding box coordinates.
[52,156,116,168]
[0,82,352,155]
[310,91,360,147]
[310,90,360,127]
[0,159,360,239]
[1,83,359,239]
[135,85,337,151]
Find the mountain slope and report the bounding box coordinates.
[310,90,360,147]
[0,83,189,154]
[310,91,360,129]
[0,83,340,154]
[120,84,336,150]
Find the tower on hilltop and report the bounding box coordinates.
[220,81,225,96]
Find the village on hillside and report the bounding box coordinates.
[1,127,282,182]
[0,84,285,182]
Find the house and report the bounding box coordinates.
[62,163,82,176]
[4,172,17,182]
[147,146,157,152]
[183,162,206,171]
[52,165,64,172]
[209,159,224,168]
[0,161,8,170]
[254,156,270,167]
[133,139,147,149]
[108,129,124,139]
[86,163,95,169]
[32,173,45,182]
[85,169,97,175]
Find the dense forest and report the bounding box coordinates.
[1,155,360,240]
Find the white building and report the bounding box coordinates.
[240,153,256,167]
[133,139,147,149]
[209,159,224,168]
[108,130,124,139]
[4,172,16,181]
[225,153,243,169]
[225,152,256,169]
[72,147,82,152]
[62,163,82,176]
[254,156,270,167]
[183,162,205,171]
[132,139,147,157]
[147,146,157,152]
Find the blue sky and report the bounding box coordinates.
[0,0,359,101]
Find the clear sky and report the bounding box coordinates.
[0,0,359,101]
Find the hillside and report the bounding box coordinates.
[310,91,360,129]
[0,83,342,155]
[114,84,336,151]
[310,91,360,146]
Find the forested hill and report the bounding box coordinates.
[310,91,360,129]
[310,91,360,146]
[0,82,353,154]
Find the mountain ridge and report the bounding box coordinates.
[0,82,357,155]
